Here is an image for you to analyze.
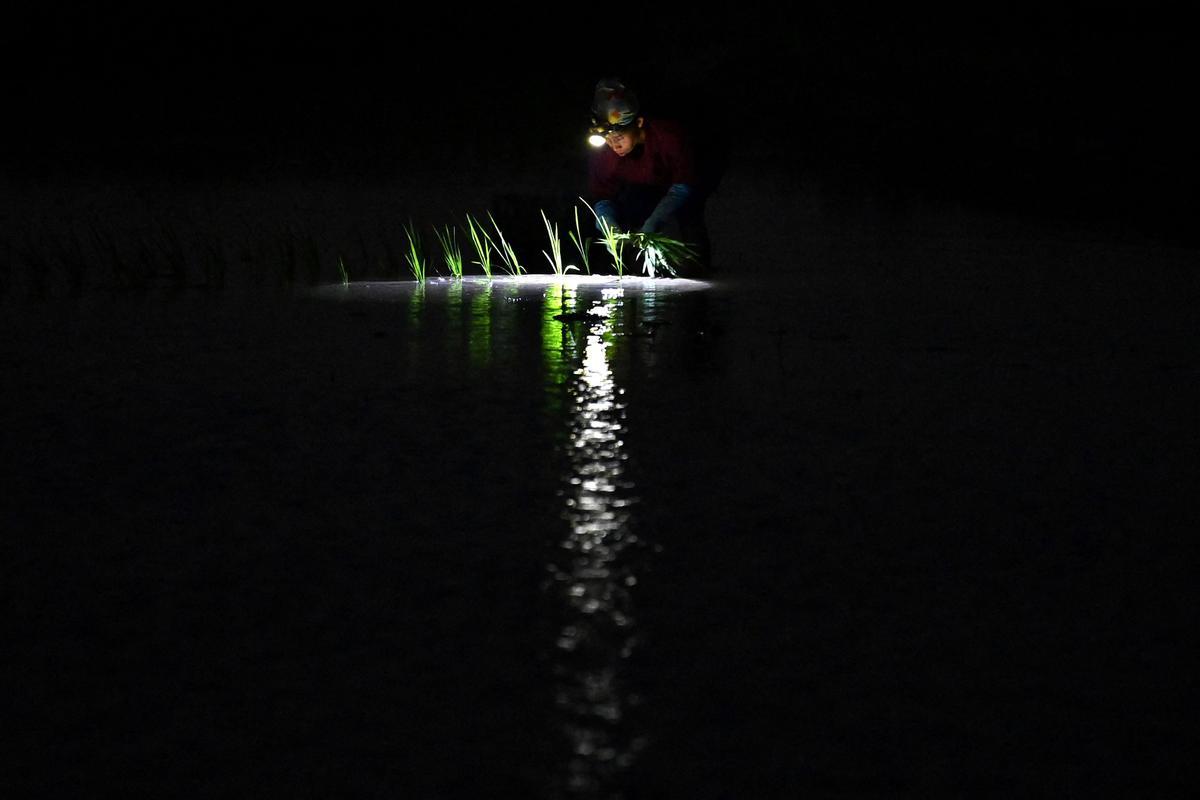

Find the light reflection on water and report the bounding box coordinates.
[311,275,712,797]
[544,284,645,798]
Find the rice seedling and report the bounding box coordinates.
[464,213,494,278]
[540,210,576,277]
[578,199,696,278]
[486,211,525,276]
[567,204,593,274]
[336,255,350,286]
[432,223,465,279]
[402,220,427,282]
[580,198,627,277]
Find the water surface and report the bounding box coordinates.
[4,255,1193,796]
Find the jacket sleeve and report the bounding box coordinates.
[593,199,619,232]
[640,183,692,233]
[639,123,698,233]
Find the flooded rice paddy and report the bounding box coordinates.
[4,242,1195,796]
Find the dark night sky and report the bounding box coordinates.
[4,8,1195,232]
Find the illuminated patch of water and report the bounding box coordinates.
[307,274,713,796]
[309,274,713,303]
[546,286,646,797]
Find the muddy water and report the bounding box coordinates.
[4,258,1195,797]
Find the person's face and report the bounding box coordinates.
[605,119,642,157]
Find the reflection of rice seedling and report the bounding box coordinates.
[432,224,464,278]
[464,213,493,278]
[486,211,525,275]
[567,204,593,274]
[540,210,576,277]
[336,255,350,286]
[402,220,427,282]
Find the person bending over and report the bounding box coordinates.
[586,78,711,273]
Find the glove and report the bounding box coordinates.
[593,199,619,233]
[640,183,692,234]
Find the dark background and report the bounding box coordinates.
[4,8,1195,241]
[3,9,1196,796]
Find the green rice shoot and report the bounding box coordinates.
[402,221,427,282]
[540,210,576,277]
[464,213,494,278]
[486,211,525,276]
[580,198,626,277]
[567,204,592,275]
[432,224,464,279]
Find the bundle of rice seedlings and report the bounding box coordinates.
[627,231,698,278]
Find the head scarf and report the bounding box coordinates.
[591,78,640,129]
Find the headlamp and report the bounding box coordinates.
[587,117,634,148]
[587,118,609,148]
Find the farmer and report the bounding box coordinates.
[586,78,711,273]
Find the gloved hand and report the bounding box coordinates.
[640,182,692,235]
[593,199,619,234]
[640,215,665,234]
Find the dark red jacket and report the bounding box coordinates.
[588,119,698,200]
